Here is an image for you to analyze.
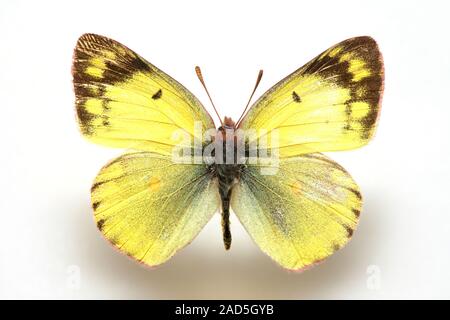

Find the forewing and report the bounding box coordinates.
[238,36,384,157]
[73,33,215,155]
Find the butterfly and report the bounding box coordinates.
[72,34,384,271]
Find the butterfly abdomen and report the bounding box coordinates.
[216,162,242,250]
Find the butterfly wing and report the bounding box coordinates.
[72,33,215,155]
[238,36,384,157]
[92,152,219,266]
[231,153,361,271]
[231,37,382,270]
[73,34,220,265]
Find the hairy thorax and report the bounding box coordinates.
[212,116,243,188]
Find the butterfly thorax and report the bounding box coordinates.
[215,116,242,180]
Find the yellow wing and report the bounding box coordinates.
[92,152,219,267]
[238,36,384,157]
[72,33,215,155]
[231,153,361,271]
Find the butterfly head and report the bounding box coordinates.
[219,116,236,130]
[217,117,236,143]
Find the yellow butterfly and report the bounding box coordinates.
[72,34,384,271]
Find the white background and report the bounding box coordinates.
[1,0,449,299]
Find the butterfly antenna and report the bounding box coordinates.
[236,69,264,127]
[195,66,223,126]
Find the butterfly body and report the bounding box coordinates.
[72,34,384,271]
[214,117,242,250]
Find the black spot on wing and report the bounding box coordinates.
[152,89,162,100]
[76,105,96,135]
[97,219,105,231]
[348,187,362,200]
[292,91,301,103]
[130,56,152,72]
[352,208,361,217]
[76,105,95,125]
[91,181,105,192]
[343,124,352,131]
[345,225,354,238]
[92,201,100,211]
